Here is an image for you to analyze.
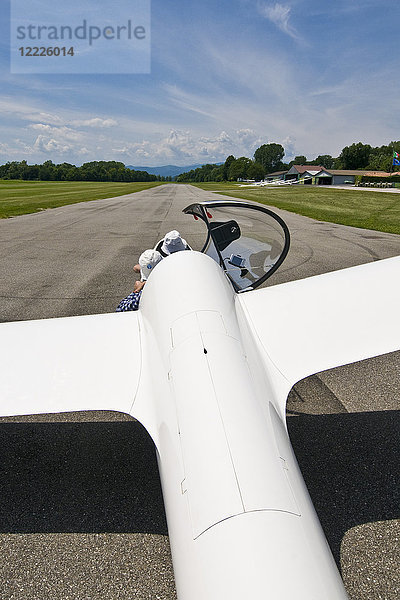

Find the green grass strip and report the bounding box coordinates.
[0,180,164,218]
[192,183,400,235]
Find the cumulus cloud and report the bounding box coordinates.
[111,128,264,165]
[236,128,264,150]
[23,119,119,159]
[29,123,83,142]
[33,135,72,154]
[280,136,297,160]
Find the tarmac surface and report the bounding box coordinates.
[0,183,399,599]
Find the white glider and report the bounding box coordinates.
[1,200,399,599]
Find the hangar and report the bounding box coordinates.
[267,165,393,186]
[284,165,365,185]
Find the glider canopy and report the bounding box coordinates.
[183,200,290,292]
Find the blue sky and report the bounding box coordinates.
[0,0,399,166]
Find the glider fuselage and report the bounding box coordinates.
[133,250,348,599]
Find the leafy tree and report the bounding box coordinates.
[339,142,372,169]
[366,152,392,172]
[228,157,252,180]
[314,155,335,169]
[210,165,224,181]
[254,143,285,173]
[247,162,265,180]
[222,155,235,180]
[175,163,222,182]
[333,157,343,169]
[4,161,20,179]
[65,166,81,180]
[366,141,400,172]
[39,160,56,180]
[292,155,307,166]
[0,160,158,182]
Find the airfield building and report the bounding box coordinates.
[266,165,394,186]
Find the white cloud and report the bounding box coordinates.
[0,98,64,125]
[0,138,37,158]
[72,117,118,128]
[0,97,117,132]
[33,135,73,155]
[1,12,398,170]
[29,123,83,142]
[111,128,264,165]
[162,85,217,119]
[280,136,297,160]
[256,2,300,40]
[237,128,264,149]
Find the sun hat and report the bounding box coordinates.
[138,249,162,280]
[161,230,187,255]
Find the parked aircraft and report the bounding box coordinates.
[0,200,399,599]
[239,175,312,186]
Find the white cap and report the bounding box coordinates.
[138,249,162,280]
[161,230,187,255]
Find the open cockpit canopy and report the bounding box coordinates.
[183,200,290,292]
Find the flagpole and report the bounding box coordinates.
[392,150,398,174]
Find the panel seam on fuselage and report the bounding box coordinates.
[193,507,300,540]
[197,311,246,514]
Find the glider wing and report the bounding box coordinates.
[238,256,400,406]
[0,312,141,417]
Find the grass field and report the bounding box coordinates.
[2,180,400,235]
[193,182,400,235]
[0,180,164,218]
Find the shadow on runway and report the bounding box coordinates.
[0,421,167,535]
[287,409,400,567]
[0,411,398,573]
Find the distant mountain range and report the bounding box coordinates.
[126,163,222,178]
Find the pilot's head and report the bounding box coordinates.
[139,249,162,281]
[161,230,187,254]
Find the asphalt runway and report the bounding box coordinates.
[0,183,399,599]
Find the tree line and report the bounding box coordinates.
[2,140,399,184]
[176,141,400,183]
[0,160,170,182]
